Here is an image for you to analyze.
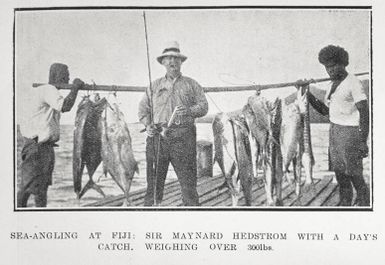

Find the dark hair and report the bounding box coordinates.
[49,63,68,84]
[318,45,349,66]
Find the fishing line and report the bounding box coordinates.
[218,73,257,86]
[209,72,261,112]
[205,93,223,113]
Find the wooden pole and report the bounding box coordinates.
[32,71,369,93]
[32,83,147,92]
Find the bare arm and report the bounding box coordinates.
[356,100,369,142]
[295,80,329,116]
[61,78,83,113]
[61,88,79,113]
[307,92,329,116]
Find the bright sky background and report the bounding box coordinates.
[15,8,370,124]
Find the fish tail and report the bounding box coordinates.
[260,151,272,171]
[268,134,279,146]
[218,181,229,191]
[224,162,238,195]
[213,155,217,165]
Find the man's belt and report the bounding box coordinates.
[140,122,195,134]
[23,136,38,143]
[23,136,59,147]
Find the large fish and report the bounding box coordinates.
[243,93,283,206]
[281,89,315,199]
[300,87,315,185]
[73,96,107,199]
[280,99,303,196]
[99,99,138,206]
[212,112,253,206]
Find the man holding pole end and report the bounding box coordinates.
[138,41,208,206]
[18,63,84,207]
[297,45,370,206]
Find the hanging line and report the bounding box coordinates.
[218,73,258,86]
[205,92,223,113]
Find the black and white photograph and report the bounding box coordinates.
[2,1,385,265]
[14,7,372,209]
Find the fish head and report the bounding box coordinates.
[247,94,269,116]
[79,95,91,105]
[212,112,224,133]
[242,103,254,122]
[281,101,303,143]
[106,93,123,111]
[75,96,93,116]
[93,97,108,114]
[90,93,101,102]
[268,97,282,128]
[245,95,271,137]
[245,94,282,144]
[103,96,126,122]
[283,101,301,120]
[231,115,249,136]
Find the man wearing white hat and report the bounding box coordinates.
[138,41,208,206]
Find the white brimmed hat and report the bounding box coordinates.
[157,41,187,64]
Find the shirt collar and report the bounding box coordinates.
[334,70,348,82]
[165,72,182,82]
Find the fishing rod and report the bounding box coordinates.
[142,11,161,207]
[143,11,154,129]
[32,72,369,93]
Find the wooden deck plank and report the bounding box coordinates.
[281,184,303,206]
[186,180,230,206]
[206,179,265,206]
[176,175,233,206]
[86,174,223,207]
[153,175,223,206]
[290,176,333,206]
[231,186,266,206]
[85,178,180,206]
[253,180,294,206]
[85,172,340,207]
[309,177,339,207]
[225,182,270,206]
[322,188,340,206]
[86,178,182,207]
[219,179,297,207]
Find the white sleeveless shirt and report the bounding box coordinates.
[19,84,64,143]
[325,73,367,126]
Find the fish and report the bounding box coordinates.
[243,93,283,206]
[72,96,107,199]
[280,99,303,196]
[286,86,317,185]
[73,97,92,197]
[280,88,316,199]
[301,88,315,185]
[99,99,139,206]
[230,116,254,206]
[212,112,253,206]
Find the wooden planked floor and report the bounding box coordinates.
[85,174,340,208]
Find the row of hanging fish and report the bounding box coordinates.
[72,94,138,206]
[212,89,314,206]
[281,87,315,197]
[212,112,253,206]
